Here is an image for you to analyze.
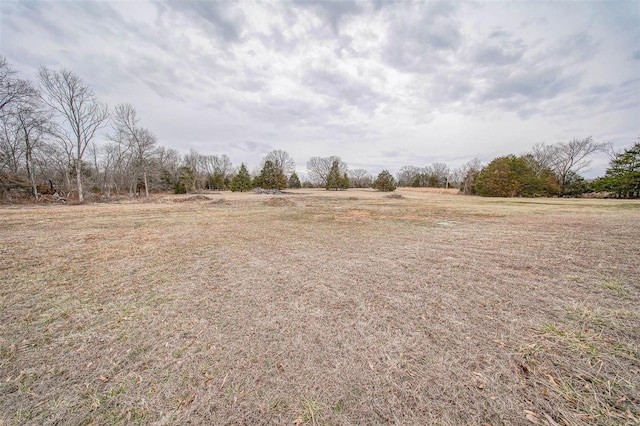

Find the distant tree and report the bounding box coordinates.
[341,172,350,189]
[230,163,252,192]
[288,171,301,189]
[429,162,450,187]
[13,86,52,199]
[349,168,372,188]
[325,159,345,190]
[175,166,195,194]
[0,57,33,115]
[523,142,557,177]
[396,165,421,187]
[110,104,157,197]
[263,149,295,177]
[201,154,233,190]
[372,169,397,191]
[594,141,640,198]
[459,158,482,195]
[307,156,347,186]
[255,160,287,189]
[553,137,607,189]
[476,155,560,197]
[561,171,593,197]
[0,73,52,199]
[39,67,109,202]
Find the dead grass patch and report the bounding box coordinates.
[1,191,638,424]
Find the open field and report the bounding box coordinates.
[1,189,639,425]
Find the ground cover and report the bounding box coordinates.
[1,189,638,425]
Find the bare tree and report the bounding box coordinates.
[0,112,24,174]
[110,104,159,197]
[430,162,450,187]
[182,149,207,191]
[396,165,421,187]
[306,156,348,186]
[0,57,32,116]
[262,149,295,176]
[459,157,483,195]
[39,67,108,202]
[14,86,53,198]
[551,137,607,188]
[348,168,372,188]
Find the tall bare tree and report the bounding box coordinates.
[551,137,607,188]
[306,156,347,186]
[348,168,372,188]
[0,57,32,116]
[263,149,295,176]
[39,67,109,202]
[14,86,53,198]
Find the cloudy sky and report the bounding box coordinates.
[1,0,639,177]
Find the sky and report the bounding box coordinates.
[1,0,639,178]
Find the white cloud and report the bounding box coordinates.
[1,0,638,177]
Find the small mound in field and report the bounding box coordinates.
[210,198,229,205]
[173,195,211,202]
[262,197,295,207]
[385,193,404,199]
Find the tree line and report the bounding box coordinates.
[1,57,638,201]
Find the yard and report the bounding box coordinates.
[1,189,638,425]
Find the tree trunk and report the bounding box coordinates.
[76,161,83,202]
[143,168,149,198]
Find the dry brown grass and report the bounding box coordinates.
[1,189,638,425]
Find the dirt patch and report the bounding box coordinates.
[262,197,296,207]
[173,195,211,202]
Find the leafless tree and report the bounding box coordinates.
[396,165,421,187]
[0,113,24,174]
[459,157,483,195]
[523,142,559,177]
[110,103,158,197]
[551,137,608,188]
[183,149,207,191]
[0,57,33,116]
[430,162,450,187]
[39,67,109,202]
[13,86,53,198]
[306,156,347,186]
[262,149,295,176]
[348,168,372,188]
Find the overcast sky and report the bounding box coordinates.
[1,0,639,177]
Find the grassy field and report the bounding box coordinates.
[1,189,638,425]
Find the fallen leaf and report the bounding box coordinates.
[98,375,109,383]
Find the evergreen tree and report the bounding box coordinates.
[594,142,640,198]
[175,166,195,194]
[475,155,560,197]
[255,160,287,189]
[230,163,252,192]
[325,160,344,190]
[288,171,301,189]
[207,171,226,191]
[341,172,350,189]
[372,170,397,191]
